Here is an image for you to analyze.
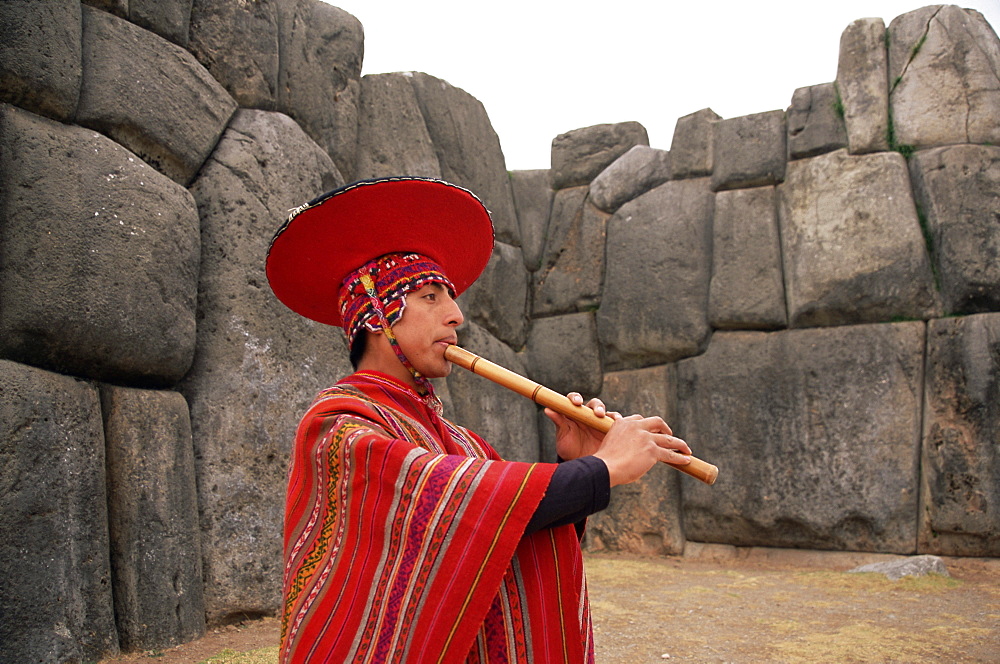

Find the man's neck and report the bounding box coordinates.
[356,334,418,391]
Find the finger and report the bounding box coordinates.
[585,398,607,417]
[639,416,673,436]
[543,408,569,430]
[567,392,583,406]
[662,448,692,464]
[653,433,692,456]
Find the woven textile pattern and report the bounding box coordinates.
[338,253,455,348]
[280,371,595,663]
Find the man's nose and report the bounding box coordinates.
[446,295,464,326]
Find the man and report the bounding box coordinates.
[266,176,692,663]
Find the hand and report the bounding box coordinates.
[592,415,692,487]
[545,393,616,461]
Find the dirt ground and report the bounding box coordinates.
[99,545,1000,664]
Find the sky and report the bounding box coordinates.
[322,1,1000,171]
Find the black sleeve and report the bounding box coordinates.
[524,456,611,536]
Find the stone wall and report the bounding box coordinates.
[0,1,997,660]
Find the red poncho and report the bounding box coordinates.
[280,371,595,663]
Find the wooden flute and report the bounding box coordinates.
[444,345,718,485]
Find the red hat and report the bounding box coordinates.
[266,177,495,327]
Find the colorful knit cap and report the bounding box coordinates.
[338,252,455,402]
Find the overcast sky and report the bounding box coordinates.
[322,1,1000,171]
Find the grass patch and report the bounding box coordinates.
[832,82,845,120]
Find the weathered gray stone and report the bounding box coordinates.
[669,108,720,179]
[355,72,441,180]
[0,104,200,386]
[889,5,1000,150]
[836,18,890,154]
[458,241,529,350]
[676,323,926,553]
[276,0,363,181]
[537,407,558,463]
[526,312,602,397]
[589,145,672,213]
[533,188,608,317]
[0,361,118,662]
[778,149,940,327]
[77,6,237,186]
[909,145,1000,315]
[711,109,787,191]
[510,169,553,272]
[182,109,350,623]
[550,121,648,190]
[188,0,278,109]
[82,0,126,17]
[409,72,520,246]
[709,186,786,330]
[586,364,684,555]
[849,555,949,580]
[101,385,205,651]
[921,314,1000,557]
[129,0,193,47]
[0,0,81,122]
[446,321,540,462]
[597,178,714,370]
[787,83,848,160]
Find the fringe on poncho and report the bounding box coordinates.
[280,371,595,663]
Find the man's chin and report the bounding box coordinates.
[422,362,452,380]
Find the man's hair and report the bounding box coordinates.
[349,331,367,370]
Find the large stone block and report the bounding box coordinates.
[550,121,648,190]
[836,18,890,154]
[0,361,118,662]
[101,385,205,651]
[82,0,126,16]
[129,0,193,47]
[589,144,671,214]
[188,0,278,109]
[526,312,602,398]
[77,6,236,186]
[533,188,608,317]
[888,5,1000,150]
[0,0,81,121]
[676,324,926,553]
[586,365,684,555]
[709,186,787,330]
[786,83,848,160]
[458,240,529,350]
[182,109,350,623]
[0,104,200,386]
[921,314,1000,557]
[669,108,719,179]
[409,72,520,246]
[276,0,363,181]
[355,72,441,180]
[711,109,787,191]
[510,169,553,272]
[778,149,940,327]
[909,145,1000,314]
[446,321,540,462]
[597,178,714,370]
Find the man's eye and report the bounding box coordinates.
[424,293,436,301]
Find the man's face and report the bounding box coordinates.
[390,283,464,379]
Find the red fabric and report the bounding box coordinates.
[279,371,594,663]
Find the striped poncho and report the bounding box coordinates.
[280,371,595,663]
